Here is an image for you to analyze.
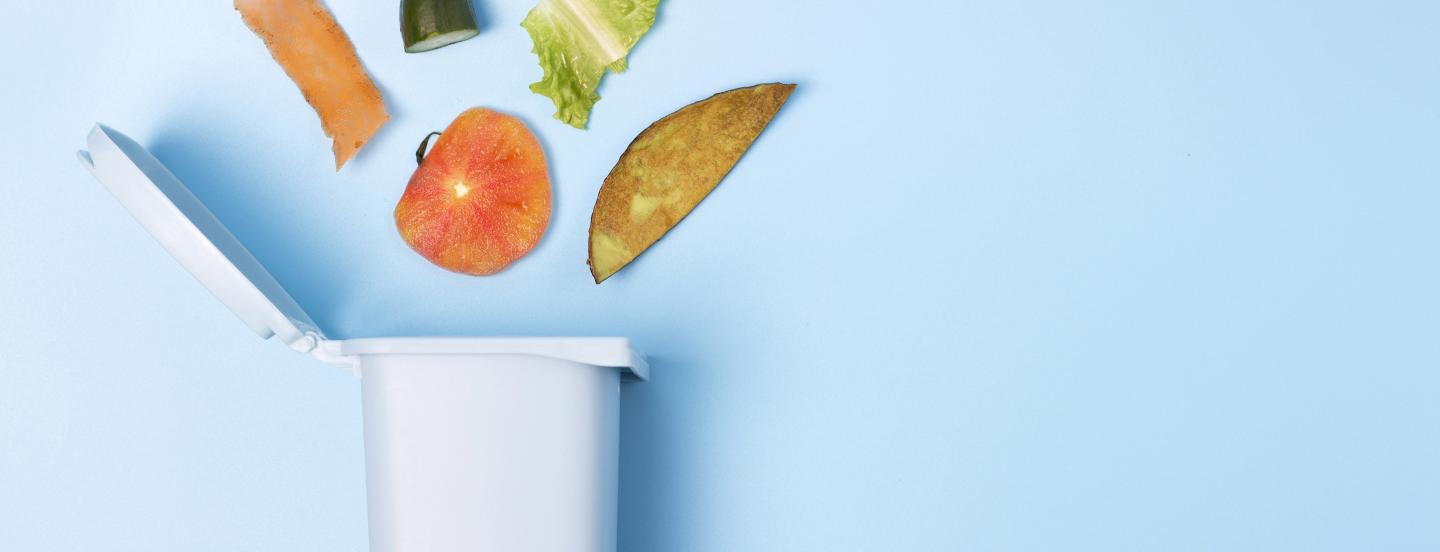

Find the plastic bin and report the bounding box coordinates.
[77,125,646,552]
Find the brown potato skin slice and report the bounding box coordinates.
[236,0,390,170]
[588,83,795,283]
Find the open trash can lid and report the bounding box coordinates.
[77,124,322,349]
[76,124,648,380]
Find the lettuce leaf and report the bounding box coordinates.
[522,0,660,129]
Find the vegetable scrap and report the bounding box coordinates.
[236,0,390,170]
[522,0,661,129]
[401,0,480,53]
[589,83,795,283]
[395,109,552,275]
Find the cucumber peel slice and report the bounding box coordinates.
[401,0,480,53]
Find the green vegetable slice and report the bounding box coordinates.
[402,0,480,53]
[521,0,660,128]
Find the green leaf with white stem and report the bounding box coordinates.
[522,0,660,129]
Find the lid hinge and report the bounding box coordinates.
[287,332,359,377]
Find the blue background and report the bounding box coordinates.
[3,0,1439,550]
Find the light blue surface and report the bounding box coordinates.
[2,1,1439,550]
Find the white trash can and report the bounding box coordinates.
[78,125,647,552]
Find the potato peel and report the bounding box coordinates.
[588,83,795,283]
[236,0,390,170]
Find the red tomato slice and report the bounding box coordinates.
[395,108,552,275]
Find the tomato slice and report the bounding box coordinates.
[395,109,552,275]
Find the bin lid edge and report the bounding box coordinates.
[339,337,649,380]
[79,124,323,348]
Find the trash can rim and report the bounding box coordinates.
[340,336,648,380]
